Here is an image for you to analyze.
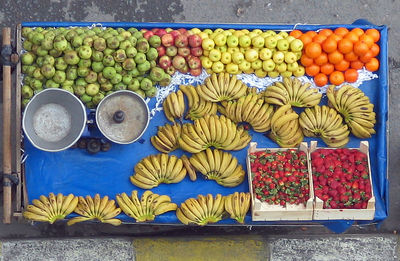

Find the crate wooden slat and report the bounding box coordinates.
[310,141,375,220]
[246,142,314,221]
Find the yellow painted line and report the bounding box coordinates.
[133,236,269,261]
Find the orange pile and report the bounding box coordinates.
[290,28,380,87]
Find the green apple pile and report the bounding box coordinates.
[20,26,172,109]
[200,28,305,78]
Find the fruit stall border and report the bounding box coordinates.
[3,21,388,233]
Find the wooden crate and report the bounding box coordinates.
[246,142,314,221]
[310,141,375,220]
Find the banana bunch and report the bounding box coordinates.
[326,85,376,138]
[179,84,217,120]
[23,193,78,224]
[300,105,350,147]
[197,73,248,102]
[163,90,185,122]
[176,194,226,225]
[269,104,304,148]
[130,154,187,189]
[189,148,245,187]
[224,192,251,224]
[67,194,121,226]
[181,154,197,181]
[218,93,274,132]
[263,77,322,107]
[116,190,177,222]
[151,122,182,153]
[178,115,252,153]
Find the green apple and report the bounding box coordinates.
[221,52,232,64]
[268,70,280,78]
[284,52,297,64]
[262,59,276,72]
[290,39,304,52]
[211,61,224,73]
[227,47,240,54]
[226,35,239,47]
[239,35,251,48]
[277,39,289,51]
[214,33,227,46]
[281,71,293,77]
[238,60,251,72]
[245,48,259,62]
[251,36,265,48]
[255,68,267,78]
[273,51,285,64]
[265,30,276,37]
[226,63,239,74]
[278,31,289,38]
[209,49,222,62]
[202,38,215,51]
[287,61,299,72]
[274,34,284,41]
[293,65,306,77]
[232,51,245,64]
[248,31,258,39]
[275,62,287,73]
[259,48,273,61]
[285,36,296,44]
[201,57,213,69]
[264,36,277,49]
[294,51,302,61]
[216,45,227,53]
[251,59,262,70]
[252,29,263,35]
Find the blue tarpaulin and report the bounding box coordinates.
[22,21,388,233]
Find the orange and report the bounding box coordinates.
[313,34,327,44]
[365,57,379,71]
[344,69,358,83]
[305,42,322,58]
[314,73,328,87]
[359,51,374,63]
[370,43,380,57]
[353,41,369,56]
[314,52,328,66]
[329,71,345,85]
[350,60,364,70]
[305,30,318,38]
[328,50,344,65]
[334,27,349,36]
[365,28,380,42]
[320,63,335,75]
[299,34,313,46]
[351,28,365,37]
[359,34,374,48]
[322,38,337,53]
[328,33,342,42]
[290,29,303,39]
[319,29,333,37]
[300,54,314,67]
[344,51,359,62]
[337,38,354,54]
[344,32,359,43]
[305,64,320,76]
[334,59,350,71]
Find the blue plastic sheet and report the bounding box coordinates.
[22,21,388,233]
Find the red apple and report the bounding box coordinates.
[175,34,188,48]
[172,55,186,70]
[177,47,190,57]
[156,46,166,57]
[161,33,174,47]
[155,28,167,37]
[190,46,203,57]
[188,34,202,48]
[188,56,201,69]
[159,55,172,70]
[179,63,189,74]
[170,30,181,39]
[166,65,176,75]
[140,28,148,33]
[177,28,188,35]
[151,28,159,33]
[143,30,154,40]
[190,68,202,76]
[166,46,178,57]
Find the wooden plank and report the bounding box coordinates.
[15,24,22,213]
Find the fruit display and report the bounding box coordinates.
[150,122,182,153]
[116,190,177,222]
[178,115,251,153]
[196,73,248,102]
[311,148,372,209]
[162,89,185,122]
[23,193,78,223]
[326,85,376,138]
[218,93,274,132]
[200,28,305,77]
[269,104,304,148]
[67,194,121,226]
[249,149,310,206]
[262,77,322,107]
[189,148,245,187]
[176,194,225,225]
[20,26,171,109]
[224,192,251,224]
[179,84,217,120]
[292,28,380,86]
[129,154,187,189]
[299,105,350,148]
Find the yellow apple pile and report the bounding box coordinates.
[199,28,305,78]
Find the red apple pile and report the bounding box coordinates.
[143,28,203,76]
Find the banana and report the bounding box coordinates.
[153,203,178,216]
[271,104,291,126]
[348,120,373,138]
[272,112,299,133]
[176,208,194,225]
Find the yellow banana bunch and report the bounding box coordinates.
[176,194,225,225]
[269,104,304,148]
[23,193,78,224]
[224,192,251,224]
[299,105,350,147]
[263,77,322,107]
[163,90,185,122]
[326,85,375,139]
[179,84,217,120]
[178,115,252,153]
[218,93,274,132]
[67,194,121,226]
[130,154,187,189]
[116,190,177,222]
[196,73,248,102]
[151,122,182,153]
[189,148,245,187]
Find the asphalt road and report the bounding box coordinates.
[0,0,398,238]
